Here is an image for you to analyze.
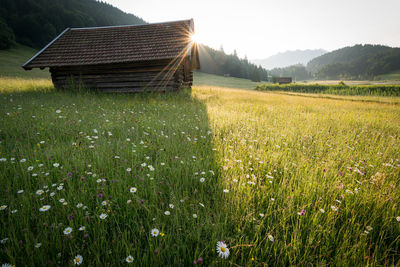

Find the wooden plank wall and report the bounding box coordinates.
[50,58,193,92]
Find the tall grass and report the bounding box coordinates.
[255,83,400,96]
[0,81,399,266]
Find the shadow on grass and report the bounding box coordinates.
[0,86,225,266]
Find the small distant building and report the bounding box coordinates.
[22,19,200,92]
[223,74,231,77]
[275,77,292,85]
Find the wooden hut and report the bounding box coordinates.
[22,19,200,92]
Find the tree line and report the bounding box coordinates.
[198,45,268,82]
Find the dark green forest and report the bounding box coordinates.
[0,0,268,81]
[198,45,268,82]
[307,44,400,80]
[269,64,312,81]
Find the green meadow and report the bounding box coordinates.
[1,75,400,266]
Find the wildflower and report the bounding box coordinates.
[79,226,86,231]
[126,255,134,263]
[2,263,13,267]
[20,158,26,163]
[73,254,83,265]
[366,226,373,231]
[130,187,137,193]
[268,234,274,242]
[76,203,83,208]
[331,205,338,211]
[259,213,265,217]
[0,205,7,210]
[27,166,34,171]
[148,165,155,171]
[56,109,61,113]
[39,205,51,212]
[35,243,42,248]
[0,158,6,162]
[169,204,174,209]
[396,216,400,222]
[126,168,131,172]
[17,190,24,194]
[101,201,107,206]
[59,198,65,203]
[36,189,44,196]
[63,227,73,235]
[297,209,306,216]
[151,228,159,237]
[223,189,229,193]
[99,213,107,220]
[141,163,146,167]
[200,178,205,183]
[193,214,198,218]
[164,211,170,216]
[216,241,230,259]
[320,209,325,213]
[53,163,60,167]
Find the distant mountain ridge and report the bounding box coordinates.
[252,49,327,70]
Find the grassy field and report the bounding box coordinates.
[0,44,51,79]
[0,78,400,266]
[255,83,400,97]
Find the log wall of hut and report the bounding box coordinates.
[50,58,193,92]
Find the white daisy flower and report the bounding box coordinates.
[53,163,60,167]
[73,254,83,265]
[99,213,107,220]
[141,163,146,167]
[79,226,86,231]
[320,209,325,213]
[164,211,170,216]
[20,158,26,163]
[59,198,65,203]
[1,205,7,210]
[193,214,198,219]
[35,242,42,248]
[216,241,230,259]
[126,168,132,172]
[130,187,137,193]
[169,204,174,209]
[200,178,205,183]
[76,203,83,208]
[331,205,338,211]
[151,228,159,237]
[396,216,400,222]
[223,189,229,193]
[126,255,134,263]
[36,189,44,196]
[268,234,274,242]
[39,205,51,212]
[17,190,24,194]
[27,166,34,171]
[2,263,12,267]
[63,227,73,235]
[56,109,61,114]
[366,226,373,231]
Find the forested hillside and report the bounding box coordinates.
[0,0,146,49]
[198,45,268,82]
[307,44,400,79]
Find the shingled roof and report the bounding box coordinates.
[23,19,195,70]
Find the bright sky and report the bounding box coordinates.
[104,0,400,59]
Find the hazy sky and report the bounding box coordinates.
[103,0,400,59]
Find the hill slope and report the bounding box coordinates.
[0,44,50,78]
[252,49,327,69]
[307,44,400,79]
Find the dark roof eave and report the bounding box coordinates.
[22,28,71,70]
[25,56,187,69]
